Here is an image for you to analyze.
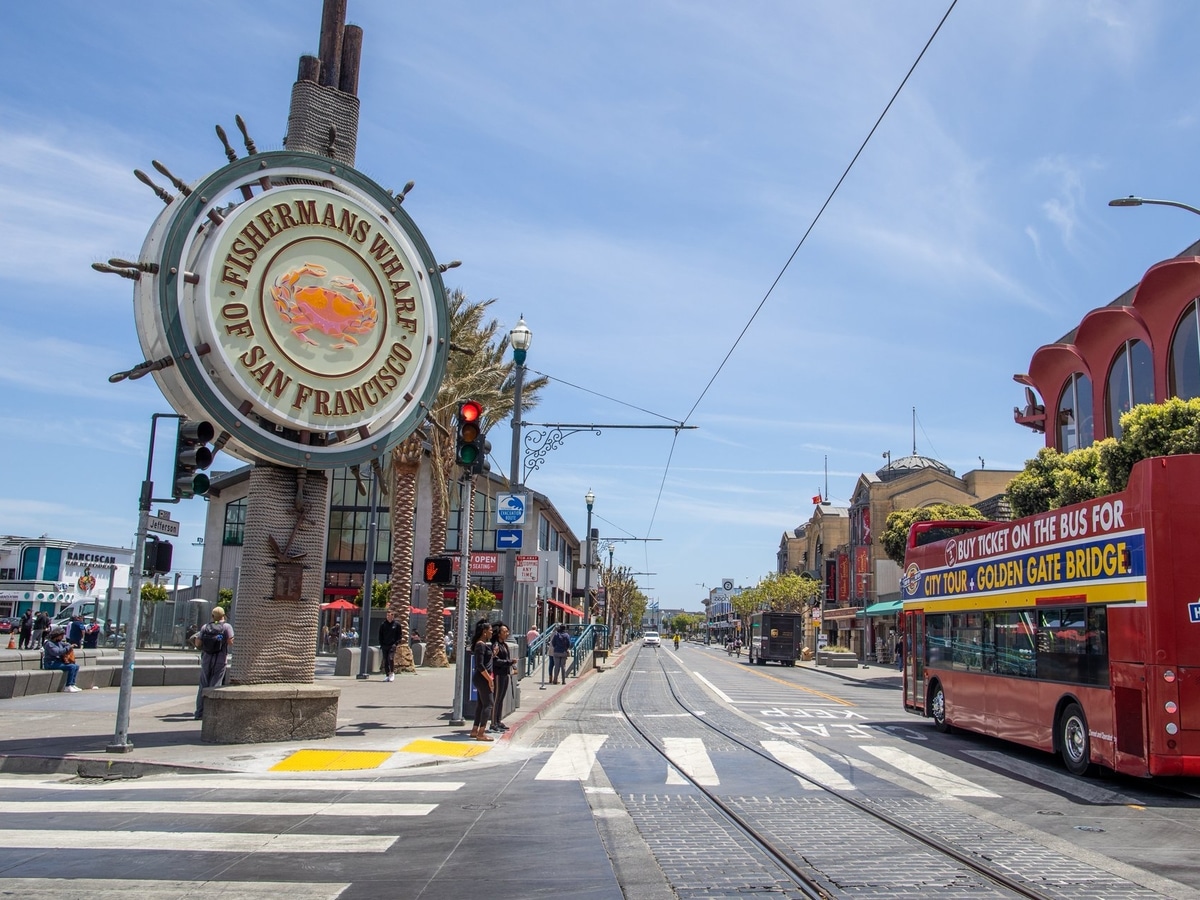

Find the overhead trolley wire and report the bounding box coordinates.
[640,0,960,537]
[681,0,959,427]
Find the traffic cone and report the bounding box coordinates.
[6,634,15,650]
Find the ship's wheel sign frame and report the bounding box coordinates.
[133,151,449,469]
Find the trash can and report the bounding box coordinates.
[411,641,426,667]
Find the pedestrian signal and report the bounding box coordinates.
[144,536,173,575]
[424,556,453,584]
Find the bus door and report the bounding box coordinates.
[903,610,924,712]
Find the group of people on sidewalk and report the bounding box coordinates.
[468,619,516,741]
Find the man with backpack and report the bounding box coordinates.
[192,606,234,720]
[549,624,572,684]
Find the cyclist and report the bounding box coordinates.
[673,634,680,651]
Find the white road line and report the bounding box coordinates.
[0,800,436,816]
[860,745,1000,798]
[962,750,1142,804]
[10,778,463,793]
[0,878,348,899]
[662,737,719,786]
[0,830,396,854]
[535,733,608,781]
[761,740,855,791]
[692,672,733,703]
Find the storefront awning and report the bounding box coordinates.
[548,598,585,617]
[864,600,903,616]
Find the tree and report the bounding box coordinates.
[467,584,497,615]
[140,583,169,604]
[420,289,547,668]
[880,504,987,567]
[386,432,424,673]
[216,588,233,611]
[355,579,390,609]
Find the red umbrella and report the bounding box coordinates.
[321,599,360,611]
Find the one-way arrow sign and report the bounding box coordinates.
[497,528,522,550]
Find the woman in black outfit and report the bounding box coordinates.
[490,621,514,733]
[469,620,495,741]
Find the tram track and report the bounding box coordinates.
[613,644,1122,900]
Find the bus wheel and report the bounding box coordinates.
[929,682,952,733]
[1059,702,1092,776]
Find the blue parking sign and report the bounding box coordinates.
[1190,602,1200,624]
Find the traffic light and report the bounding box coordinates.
[173,419,215,499]
[423,556,453,584]
[454,401,488,473]
[144,537,173,575]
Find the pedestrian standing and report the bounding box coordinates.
[31,611,49,649]
[193,607,234,720]
[490,622,514,733]
[549,623,571,684]
[67,615,85,647]
[17,610,32,650]
[379,609,402,681]
[469,620,495,742]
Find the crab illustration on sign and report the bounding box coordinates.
[271,262,379,349]
[77,568,96,594]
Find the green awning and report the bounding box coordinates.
[864,600,903,616]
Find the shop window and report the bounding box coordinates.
[20,547,39,580]
[42,547,62,581]
[1169,300,1200,400]
[1056,373,1093,451]
[1106,340,1153,438]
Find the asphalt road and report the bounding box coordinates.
[3,641,1199,899]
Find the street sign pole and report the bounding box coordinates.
[450,474,474,727]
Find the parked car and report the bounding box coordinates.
[643,631,661,647]
[0,617,19,634]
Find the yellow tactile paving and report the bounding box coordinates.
[270,749,393,771]
[399,739,492,758]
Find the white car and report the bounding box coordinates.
[643,631,661,647]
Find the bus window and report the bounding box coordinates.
[1037,606,1109,687]
[951,612,985,672]
[994,610,1036,677]
[926,613,950,669]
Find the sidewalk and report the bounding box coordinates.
[0,646,616,778]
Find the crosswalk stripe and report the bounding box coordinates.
[662,737,719,785]
[859,745,999,797]
[0,800,436,816]
[535,733,608,780]
[0,829,396,854]
[761,740,855,791]
[0,878,348,899]
[13,777,463,793]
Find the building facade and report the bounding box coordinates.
[200,460,582,641]
[1015,240,1200,450]
[0,535,133,621]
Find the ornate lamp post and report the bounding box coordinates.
[502,316,532,637]
[584,490,595,624]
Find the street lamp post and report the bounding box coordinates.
[1109,196,1200,217]
[583,490,594,625]
[502,316,532,640]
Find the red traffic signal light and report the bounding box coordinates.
[455,401,487,470]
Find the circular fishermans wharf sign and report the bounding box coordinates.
[133,151,448,468]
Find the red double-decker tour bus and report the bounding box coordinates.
[900,454,1200,777]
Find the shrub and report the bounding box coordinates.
[881,504,986,566]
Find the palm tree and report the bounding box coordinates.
[421,289,547,667]
[386,431,424,673]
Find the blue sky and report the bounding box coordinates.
[3,1,1200,610]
